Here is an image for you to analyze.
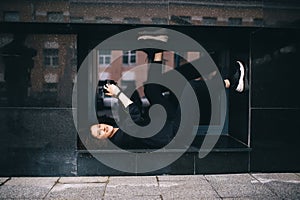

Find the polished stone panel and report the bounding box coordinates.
[0,108,77,176]
[250,109,300,172]
[251,28,300,108]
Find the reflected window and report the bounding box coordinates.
[253,18,264,26]
[96,17,112,23]
[202,17,217,25]
[43,48,59,67]
[179,16,191,24]
[3,11,20,22]
[98,50,111,67]
[123,50,136,65]
[152,17,168,24]
[228,17,242,26]
[47,12,64,22]
[43,83,58,92]
[124,17,140,24]
[70,16,84,23]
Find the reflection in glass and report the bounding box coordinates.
[0,34,77,107]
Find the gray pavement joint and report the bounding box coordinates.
[249,173,281,199]
[0,177,11,186]
[42,177,60,200]
[155,176,163,200]
[102,176,110,200]
[204,175,222,199]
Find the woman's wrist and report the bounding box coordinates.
[116,90,122,98]
[118,92,133,108]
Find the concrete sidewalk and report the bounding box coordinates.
[0,173,299,199]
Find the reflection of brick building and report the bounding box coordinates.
[97,50,176,97]
[0,0,299,106]
[0,34,76,106]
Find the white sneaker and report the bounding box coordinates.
[236,61,245,92]
[232,60,248,92]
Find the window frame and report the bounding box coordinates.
[122,50,136,66]
[3,11,20,22]
[98,50,112,67]
[43,48,59,68]
[47,12,64,22]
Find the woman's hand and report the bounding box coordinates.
[103,84,121,97]
[104,83,133,108]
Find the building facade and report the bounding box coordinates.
[0,0,299,176]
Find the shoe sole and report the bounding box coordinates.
[137,35,168,42]
[236,61,245,92]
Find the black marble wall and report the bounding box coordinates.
[0,108,77,176]
[250,28,300,171]
[0,22,300,175]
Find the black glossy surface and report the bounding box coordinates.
[0,23,299,176]
[77,135,250,175]
[229,91,249,145]
[195,152,249,174]
[249,28,300,172]
[0,108,77,176]
[250,109,300,172]
[191,135,249,151]
[251,28,300,108]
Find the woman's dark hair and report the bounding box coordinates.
[97,115,117,127]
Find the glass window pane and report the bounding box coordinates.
[4,11,20,22]
[130,55,136,63]
[53,57,59,66]
[228,18,242,26]
[96,17,112,23]
[105,57,111,64]
[70,17,84,23]
[202,17,217,25]
[123,55,128,64]
[47,12,64,22]
[152,17,168,24]
[99,57,104,65]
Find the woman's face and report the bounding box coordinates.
[90,123,114,140]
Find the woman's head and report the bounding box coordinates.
[90,123,114,140]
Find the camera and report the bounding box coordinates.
[98,79,117,94]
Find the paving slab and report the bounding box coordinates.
[104,195,162,200]
[252,173,300,199]
[108,176,158,185]
[0,178,9,185]
[0,177,58,199]
[103,195,162,200]
[262,181,300,200]
[205,174,275,198]
[159,176,219,199]
[45,183,106,200]
[211,182,277,199]
[222,197,282,200]
[104,176,159,198]
[158,175,206,182]
[252,173,300,183]
[205,174,255,184]
[159,182,220,199]
[59,176,108,184]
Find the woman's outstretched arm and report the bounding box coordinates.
[103,84,133,108]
